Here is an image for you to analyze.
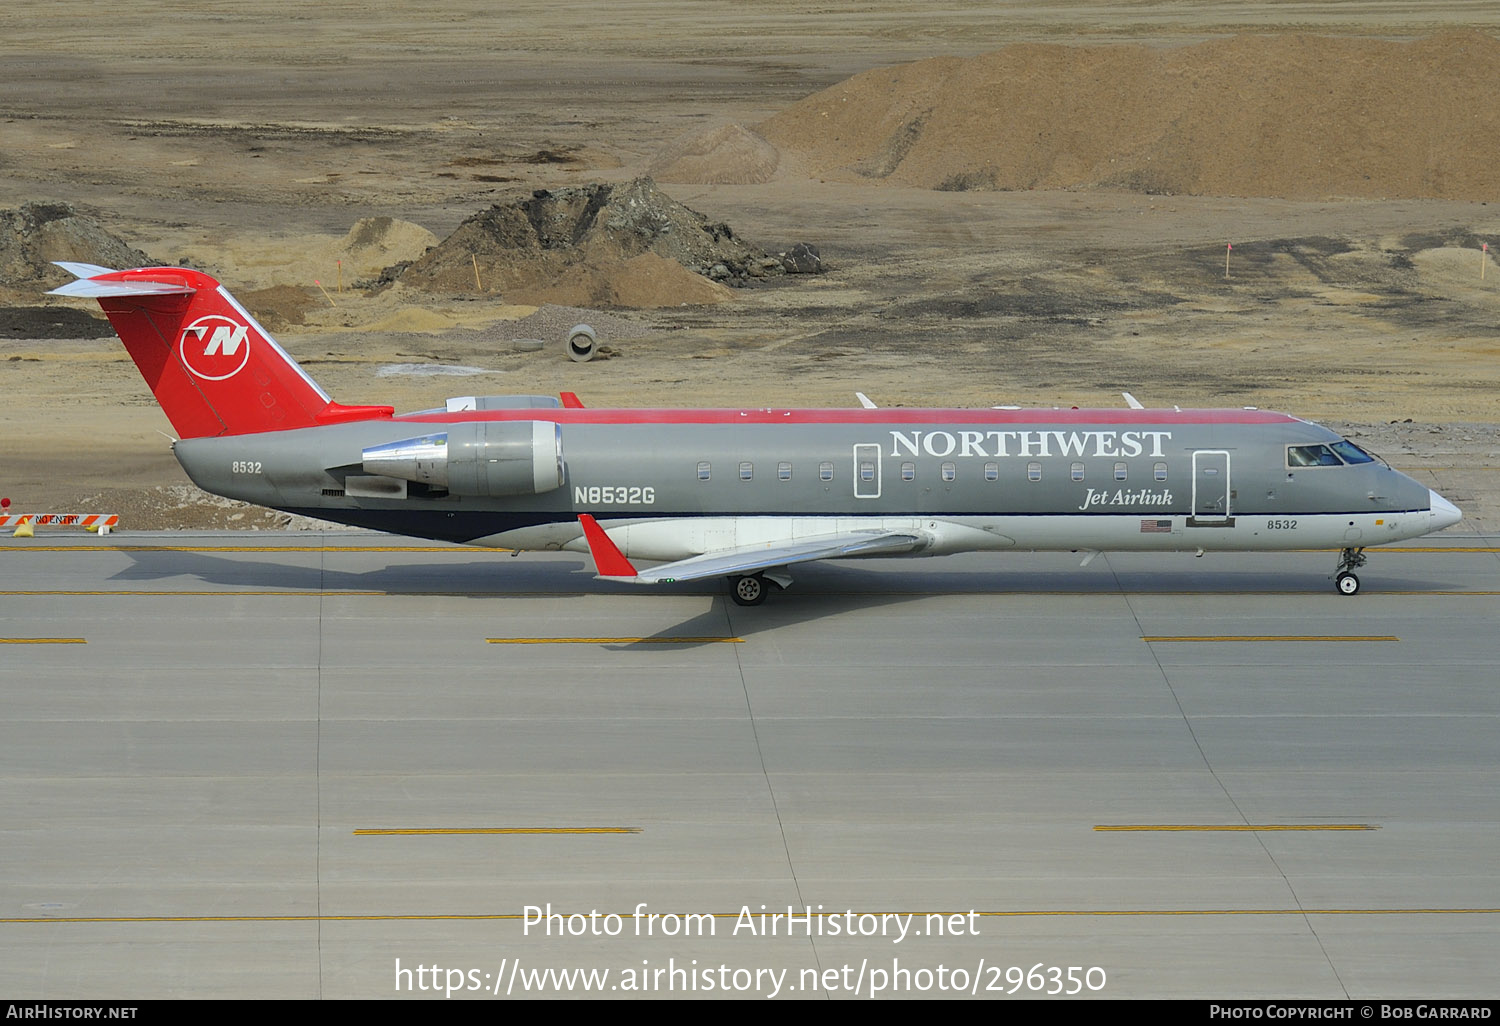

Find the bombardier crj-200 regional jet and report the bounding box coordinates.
[51,263,1463,604]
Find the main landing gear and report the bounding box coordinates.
[730,574,772,606]
[1334,547,1367,596]
[728,571,793,606]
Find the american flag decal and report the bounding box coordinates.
[1140,519,1172,533]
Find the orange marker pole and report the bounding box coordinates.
[1225,242,1232,279]
[314,280,337,307]
[1483,243,1488,281]
[472,254,483,292]
[337,259,343,293]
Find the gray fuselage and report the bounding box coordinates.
[172,406,1442,559]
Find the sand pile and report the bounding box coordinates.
[0,202,151,289]
[333,217,438,281]
[396,177,807,307]
[757,31,1500,200]
[239,284,322,331]
[651,123,783,185]
[169,215,438,294]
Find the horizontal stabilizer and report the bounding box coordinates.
[53,261,122,280]
[49,275,195,299]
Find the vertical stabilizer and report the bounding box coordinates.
[49,265,389,438]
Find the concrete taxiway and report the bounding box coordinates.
[1,531,1497,999]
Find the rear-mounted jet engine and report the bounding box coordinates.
[362,420,563,496]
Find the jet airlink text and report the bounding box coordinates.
[890,429,1173,460]
[1079,488,1176,510]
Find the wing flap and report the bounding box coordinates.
[576,518,926,585]
[631,530,924,584]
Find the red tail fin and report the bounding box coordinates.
[50,264,391,438]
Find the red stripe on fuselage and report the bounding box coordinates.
[391,408,1297,427]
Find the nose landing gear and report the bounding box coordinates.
[1334,547,1367,595]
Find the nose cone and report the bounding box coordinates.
[1428,489,1462,532]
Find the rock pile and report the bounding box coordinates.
[0,202,151,289]
[394,177,820,307]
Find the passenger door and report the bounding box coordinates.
[1190,450,1231,525]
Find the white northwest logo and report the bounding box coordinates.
[179,315,252,380]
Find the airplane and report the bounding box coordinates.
[49,262,1463,603]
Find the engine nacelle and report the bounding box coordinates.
[361,420,563,496]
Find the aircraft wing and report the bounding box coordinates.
[578,515,924,584]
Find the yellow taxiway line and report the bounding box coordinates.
[0,637,85,644]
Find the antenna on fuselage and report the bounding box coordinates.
[1122,392,1145,410]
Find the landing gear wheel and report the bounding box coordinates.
[731,574,768,606]
[1333,546,1367,596]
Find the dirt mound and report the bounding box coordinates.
[0,306,118,339]
[240,284,321,332]
[0,202,152,289]
[396,177,795,307]
[335,217,437,280]
[650,123,782,185]
[758,31,1500,200]
[595,252,735,307]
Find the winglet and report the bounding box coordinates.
[560,391,585,409]
[578,514,637,578]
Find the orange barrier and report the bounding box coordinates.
[3,514,119,537]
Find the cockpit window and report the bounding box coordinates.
[1330,440,1375,464]
[1287,444,1344,467]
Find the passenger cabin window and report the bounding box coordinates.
[819,461,834,481]
[860,461,875,482]
[1070,462,1085,482]
[777,461,792,481]
[1114,462,1128,481]
[1287,444,1343,468]
[697,461,711,481]
[1027,462,1042,482]
[739,461,753,481]
[1154,462,1168,482]
[984,462,999,482]
[901,462,915,482]
[941,462,956,482]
